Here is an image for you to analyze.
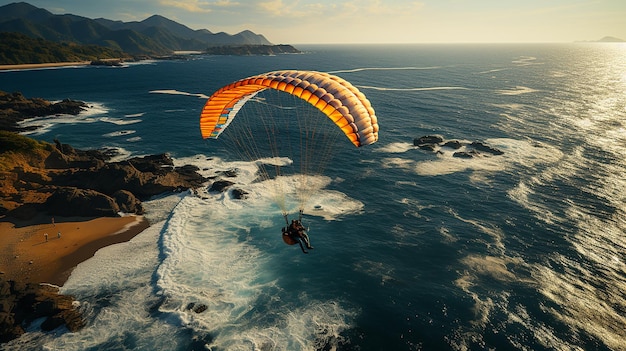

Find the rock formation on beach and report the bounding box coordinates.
[0,278,84,343]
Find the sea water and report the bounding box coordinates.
[1,43,625,350]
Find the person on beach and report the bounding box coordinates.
[44,233,48,242]
[57,231,61,239]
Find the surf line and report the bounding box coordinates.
[357,85,470,91]
[327,66,441,74]
[149,90,210,99]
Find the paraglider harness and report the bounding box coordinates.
[282,210,313,254]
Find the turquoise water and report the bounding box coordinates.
[1,44,625,351]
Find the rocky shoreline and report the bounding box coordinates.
[0,91,87,133]
[0,91,206,219]
[0,280,84,343]
[0,91,206,343]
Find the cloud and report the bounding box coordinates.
[212,0,240,6]
[158,0,213,13]
[362,0,425,15]
[257,0,311,17]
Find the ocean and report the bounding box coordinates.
[1,43,625,351]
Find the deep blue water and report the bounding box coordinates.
[1,44,625,351]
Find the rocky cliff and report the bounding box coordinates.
[0,135,205,219]
[0,91,206,219]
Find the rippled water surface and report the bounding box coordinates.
[1,43,625,351]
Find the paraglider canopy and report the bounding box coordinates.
[200,70,379,147]
[199,70,379,218]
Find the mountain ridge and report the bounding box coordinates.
[0,2,273,55]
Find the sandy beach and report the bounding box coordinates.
[0,216,149,286]
[0,61,92,71]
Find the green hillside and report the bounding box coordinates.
[0,32,126,65]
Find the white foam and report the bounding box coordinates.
[149,89,210,99]
[512,56,540,66]
[103,130,136,137]
[495,86,538,95]
[327,66,441,74]
[376,142,415,153]
[17,102,109,136]
[100,117,142,125]
[358,85,469,91]
[53,219,181,350]
[403,138,562,178]
[105,146,134,163]
[153,157,360,348]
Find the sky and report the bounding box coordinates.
[1,0,625,44]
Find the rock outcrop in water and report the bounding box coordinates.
[414,135,504,158]
[0,91,87,133]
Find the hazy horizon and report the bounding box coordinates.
[1,0,624,45]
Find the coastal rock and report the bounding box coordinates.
[0,91,87,132]
[442,140,463,149]
[185,302,208,314]
[232,188,248,199]
[1,148,205,219]
[417,143,437,151]
[1,94,206,220]
[112,190,143,214]
[45,187,120,217]
[209,180,235,193]
[453,151,479,159]
[414,135,444,146]
[470,141,504,155]
[221,169,238,177]
[0,279,84,343]
[413,135,504,158]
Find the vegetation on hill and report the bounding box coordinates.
[0,130,49,154]
[0,130,52,173]
[0,2,274,57]
[0,32,126,65]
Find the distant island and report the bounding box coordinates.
[0,2,300,65]
[577,36,625,43]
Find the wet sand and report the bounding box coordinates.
[0,216,149,286]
